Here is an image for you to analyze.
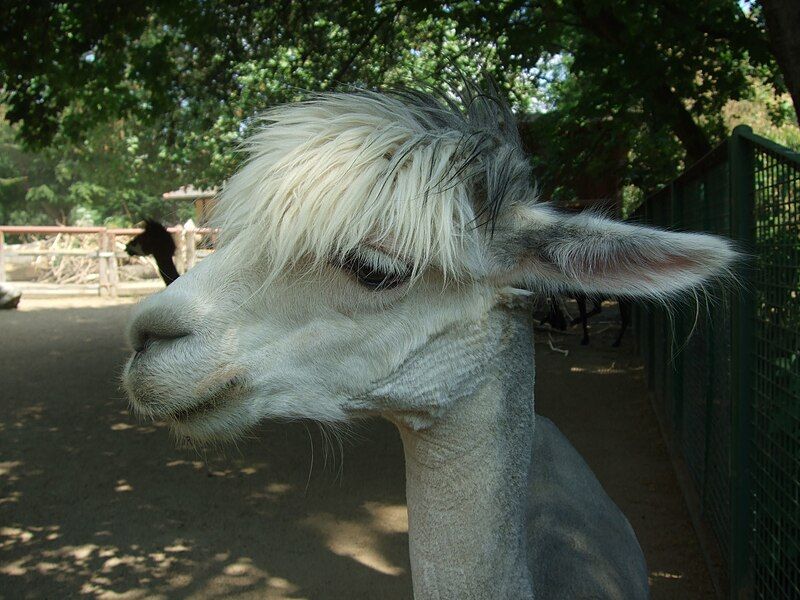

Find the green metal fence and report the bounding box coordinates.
[630,125,800,599]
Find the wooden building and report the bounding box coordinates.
[162,186,218,225]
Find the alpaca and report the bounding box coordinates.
[541,295,631,347]
[122,85,736,599]
[125,219,180,285]
[570,295,632,347]
[539,295,569,332]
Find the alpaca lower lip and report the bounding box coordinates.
[168,378,247,423]
[169,398,222,422]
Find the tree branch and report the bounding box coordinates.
[327,5,401,88]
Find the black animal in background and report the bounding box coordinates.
[571,295,632,347]
[540,295,569,332]
[541,294,632,347]
[125,220,180,286]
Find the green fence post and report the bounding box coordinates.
[729,125,755,600]
[644,200,656,390]
[671,182,685,431]
[701,168,714,513]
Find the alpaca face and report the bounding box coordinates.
[123,242,498,441]
[125,221,176,258]
[122,87,737,443]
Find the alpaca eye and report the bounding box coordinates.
[340,252,411,290]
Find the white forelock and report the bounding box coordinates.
[212,88,533,281]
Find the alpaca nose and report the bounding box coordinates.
[133,325,189,354]
[129,302,194,354]
[125,241,141,256]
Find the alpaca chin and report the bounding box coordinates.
[122,352,256,444]
[167,402,254,445]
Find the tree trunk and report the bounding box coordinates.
[648,83,713,165]
[761,0,800,124]
[572,2,713,165]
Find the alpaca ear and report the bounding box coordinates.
[491,205,738,298]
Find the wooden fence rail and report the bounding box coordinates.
[0,225,216,297]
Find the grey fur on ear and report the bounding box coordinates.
[491,205,739,299]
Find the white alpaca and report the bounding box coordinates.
[123,85,736,599]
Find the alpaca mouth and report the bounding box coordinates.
[166,377,248,424]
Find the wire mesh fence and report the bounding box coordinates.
[630,126,800,599]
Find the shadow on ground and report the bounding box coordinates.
[1,300,713,599]
[1,302,409,599]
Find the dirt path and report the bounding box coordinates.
[1,299,713,599]
[534,319,715,600]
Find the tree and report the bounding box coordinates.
[427,2,778,155]
[402,0,791,209]
[0,107,192,225]
[760,0,800,124]
[1,1,797,219]
[0,2,536,187]
[1,2,543,224]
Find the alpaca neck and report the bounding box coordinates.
[153,250,179,285]
[398,308,535,600]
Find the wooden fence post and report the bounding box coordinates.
[184,223,197,270]
[98,230,108,296]
[107,232,119,297]
[174,225,186,275]
[0,231,6,283]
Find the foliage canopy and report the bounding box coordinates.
[0,1,797,223]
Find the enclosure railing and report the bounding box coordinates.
[0,224,216,296]
[630,125,800,600]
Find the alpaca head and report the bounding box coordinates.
[122,85,737,443]
[126,219,176,258]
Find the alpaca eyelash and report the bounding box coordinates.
[336,250,412,291]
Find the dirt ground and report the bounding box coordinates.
[1,298,714,599]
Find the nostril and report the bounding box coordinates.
[133,335,150,354]
[128,291,198,354]
[133,327,191,353]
